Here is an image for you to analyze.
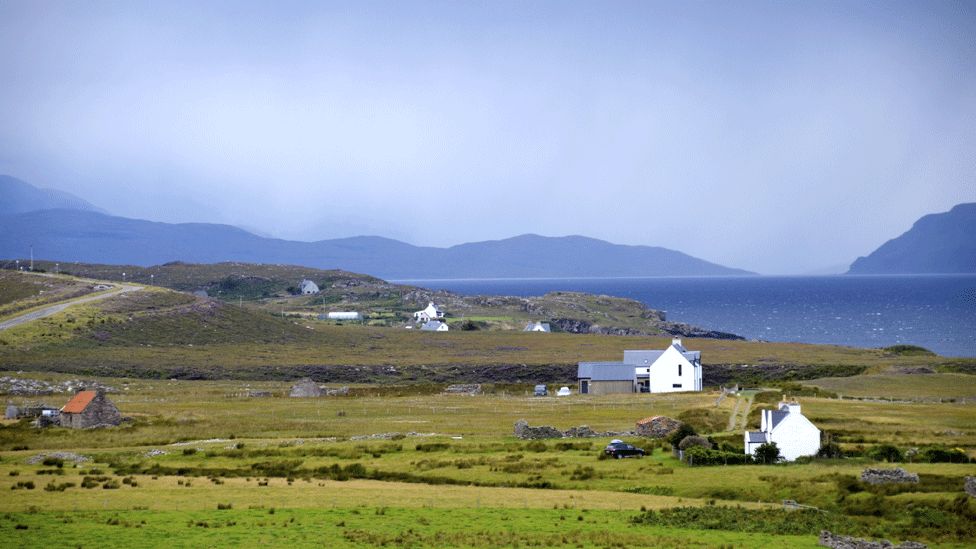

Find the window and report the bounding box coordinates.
[678,363,682,376]
[672,383,682,388]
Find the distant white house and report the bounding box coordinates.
[523,321,551,332]
[300,279,320,295]
[420,320,449,332]
[324,311,361,321]
[744,402,821,462]
[577,337,702,395]
[413,302,444,323]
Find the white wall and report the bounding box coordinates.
[648,346,700,393]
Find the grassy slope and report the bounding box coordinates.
[0,271,99,318]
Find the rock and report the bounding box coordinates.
[145,449,167,457]
[5,404,19,419]
[635,416,684,438]
[289,378,323,398]
[965,476,976,498]
[26,452,90,465]
[443,384,482,395]
[247,390,272,398]
[324,386,349,396]
[819,530,926,549]
[563,425,599,438]
[860,468,919,485]
[514,419,563,440]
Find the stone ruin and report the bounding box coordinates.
[965,476,976,498]
[443,384,482,396]
[860,468,919,485]
[635,416,683,438]
[289,378,323,398]
[819,530,926,549]
[324,386,349,396]
[513,419,626,440]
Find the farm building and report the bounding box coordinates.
[289,378,323,397]
[523,321,551,332]
[744,402,821,461]
[299,279,320,295]
[577,338,702,394]
[413,302,444,323]
[420,320,449,332]
[325,311,361,321]
[59,389,121,429]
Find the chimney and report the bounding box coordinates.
[760,410,767,431]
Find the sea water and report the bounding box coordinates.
[394,275,976,358]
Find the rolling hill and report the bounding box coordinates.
[848,203,976,274]
[0,175,105,215]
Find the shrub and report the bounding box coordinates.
[415,443,449,453]
[917,446,970,463]
[182,448,197,456]
[816,442,844,459]
[679,436,713,451]
[753,442,781,464]
[667,424,698,448]
[684,446,753,466]
[867,444,904,463]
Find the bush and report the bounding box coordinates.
[679,436,713,451]
[867,444,903,463]
[684,446,753,466]
[816,442,844,459]
[917,446,970,463]
[753,442,781,464]
[667,424,698,448]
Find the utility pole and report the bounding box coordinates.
[29,245,33,271]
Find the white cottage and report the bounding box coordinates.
[299,279,320,295]
[413,302,444,323]
[420,320,449,332]
[523,321,551,332]
[744,402,821,462]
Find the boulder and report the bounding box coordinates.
[635,416,683,438]
[860,468,919,485]
[443,384,482,395]
[965,476,976,498]
[513,419,562,440]
[289,378,323,398]
[819,530,926,549]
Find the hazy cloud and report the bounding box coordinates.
[1,0,974,273]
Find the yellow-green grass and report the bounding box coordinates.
[805,373,976,401]
[0,271,104,319]
[1,373,975,547]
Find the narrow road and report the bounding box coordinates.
[0,284,141,331]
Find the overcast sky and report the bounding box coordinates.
[1,1,974,274]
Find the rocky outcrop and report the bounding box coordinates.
[860,468,919,485]
[819,530,926,549]
[514,420,563,439]
[0,376,115,396]
[289,378,322,398]
[664,324,745,340]
[965,476,976,498]
[514,420,628,439]
[635,416,684,438]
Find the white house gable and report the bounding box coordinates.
[745,402,820,462]
[645,338,702,393]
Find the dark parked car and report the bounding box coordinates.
[533,384,548,396]
[604,441,646,459]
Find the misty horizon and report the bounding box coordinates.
[2,1,974,275]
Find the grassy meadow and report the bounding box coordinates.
[1,373,974,547]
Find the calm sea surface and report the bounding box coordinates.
[394,275,976,358]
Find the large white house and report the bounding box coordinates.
[744,402,821,462]
[299,279,320,295]
[413,302,444,323]
[577,337,702,394]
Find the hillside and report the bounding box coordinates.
[0,175,104,215]
[0,198,753,278]
[4,261,725,338]
[848,203,976,274]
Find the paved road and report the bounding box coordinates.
[0,284,141,331]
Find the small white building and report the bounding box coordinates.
[413,302,444,323]
[300,279,320,295]
[523,321,551,332]
[744,402,821,462]
[325,311,361,321]
[420,320,449,332]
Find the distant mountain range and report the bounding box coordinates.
[0,175,105,215]
[0,175,753,278]
[848,203,976,274]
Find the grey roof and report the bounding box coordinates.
[577,362,636,381]
[624,348,700,365]
[746,431,767,443]
[769,410,789,430]
[420,321,445,331]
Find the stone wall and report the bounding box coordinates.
[289,378,323,398]
[513,420,627,439]
[635,416,683,438]
[965,476,976,498]
[819,530,926,549]
[860,468,919,485]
